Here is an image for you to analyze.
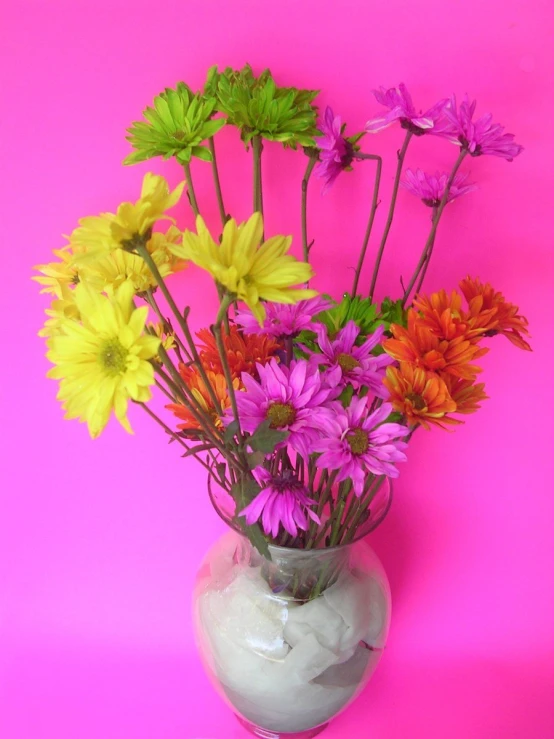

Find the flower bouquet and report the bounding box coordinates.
[34,65,530,738]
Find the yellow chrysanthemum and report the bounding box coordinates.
[45,281,160,438]
[148,321,176,361]
[38,284,80,338]
[172,213,316,324]
[78,225,186,293]
[70,173,185,259]
[33,247,79,297]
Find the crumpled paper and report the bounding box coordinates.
[196,561,388,734]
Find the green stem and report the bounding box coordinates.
[344,475,386,543]
[145,289,192,362]
[368,131,413,301]
[252,135,264,222]
[208,137,227,227]
[412,206,438,298]
[183,161,200,217]
[301,152,318,263]
[401,150,467,306]
[212,295,244,446]
[135,244,221,413]
[351,153,382,296]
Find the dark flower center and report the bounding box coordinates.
[337,352,361,372]
[459,136,482,156]
[266,402,296,429]
[483,329,499,337]
[341,141,355,167]
[422,197,441,208]
[346,427,369,455]
[406,392,427,411]
[401,118,427,136]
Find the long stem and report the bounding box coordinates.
[252,135,263,220]
[208,137,227,227]
[368,131,413,301]
[135,244,221,413]
[301,152,318,263]
[183,161,200,217]
[145,289,192,362]
[401,150,467,306]
[351,153,382,296]
[212,295,243,445]
[412,206,438,298]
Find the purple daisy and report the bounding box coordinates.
[365,83,448,136]
[235,296,331,338]
[401,168,477,208]
[439,95,523,161]
[307,321,393,397]
[240,467,320,539]
[314,106,355,193]
[314,398,410,496]
[235,358,332,459]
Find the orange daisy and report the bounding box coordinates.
[413,289,494,342]
[384,310,486,380]
[459,276,531,351]
[443,375,488,415]
[384,362,458,430]
[196,325,280,380]
[167,365,238,432]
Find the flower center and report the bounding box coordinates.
[346,427,369,455]
[406,392,427,411]
[266,402,296,429]
[99,338,129,376]
[337,352,361,372]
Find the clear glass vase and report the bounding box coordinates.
[193,527,391,737]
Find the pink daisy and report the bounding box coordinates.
[315,106,355,193]
[314,398,410,496]
[307,321,393,397]
[401,168,477,208]
[235,296,331,338]
[234,358,333,459]
[365,83,448,136]
[439,95,523,161]
[240,467,320,539]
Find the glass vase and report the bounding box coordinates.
[193,523,391,737]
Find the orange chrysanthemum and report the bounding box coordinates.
[384,310,486,380]
[413,289,494,343]
[384,362,458,430]
[167,366,238,432]
[443,375,488,415]
[196,325,280,380]
[459,276,531,351]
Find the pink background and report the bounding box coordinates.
[1,0,554,737]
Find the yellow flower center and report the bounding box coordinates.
[337,353,361,372]
[99,338,129,376]
[346,427,369,455]
[406,392,427,411]
[267,402,296,429]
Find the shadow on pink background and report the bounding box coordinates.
[1,0,553,737]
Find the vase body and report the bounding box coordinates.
[193,531,390,737]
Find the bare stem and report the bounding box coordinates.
[208,137,227,227]
[183,161,200,217]
[212,295,244,446]
[368,131,413,301]
[401,150,467,306]
[301,152,318,263]
[412,206,438,298]
[351,153,382,296]
[252,135,264,223]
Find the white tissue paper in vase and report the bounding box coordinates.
[197,560,388,734]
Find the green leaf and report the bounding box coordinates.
[246,451,266,469]
[224,420,240,444]
[232,477,271,559]
[181,443,215,458]
[191,145,213,162]
[248,420,289,453]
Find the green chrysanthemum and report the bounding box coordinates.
[206,64,319,149]
[124,82,225,166]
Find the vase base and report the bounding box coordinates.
[235,714,329,738]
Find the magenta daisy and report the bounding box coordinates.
[235,296,331,338]
[314,399,410,496]
[439,95,523,160]
[314,106,355,193]
[235,358,332,459]
[401,168,477,207]
[240,467,320,538]
[307,321,393,397]
[365,83,448,136]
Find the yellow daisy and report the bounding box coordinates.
[172,213,316,324]
[33,247,79,297]
[45,281,160,438]
[38,284,80,339]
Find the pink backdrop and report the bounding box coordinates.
[1,0,554,737]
